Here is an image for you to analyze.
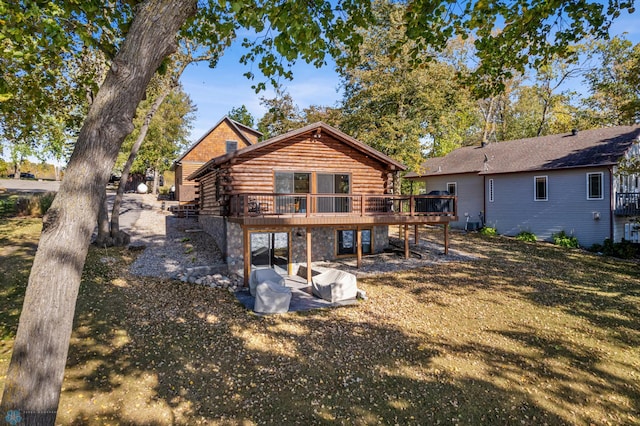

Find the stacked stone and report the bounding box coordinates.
[175,266,242,292]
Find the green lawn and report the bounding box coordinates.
[1,218,639,425]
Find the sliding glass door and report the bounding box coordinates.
[250,232,289,275]
[317,173,350,213]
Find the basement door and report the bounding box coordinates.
[250,232,290,275]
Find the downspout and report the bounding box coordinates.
[609,166,614,241]
[483,175,487,228]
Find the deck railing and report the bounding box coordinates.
[615,192,640,216]
[228,193,457,218]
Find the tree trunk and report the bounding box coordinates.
[95,190,111,247]
[110,88,172,238]
[0,1,197,424]
[153,168,160,195]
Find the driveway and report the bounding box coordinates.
[0,178,61,193]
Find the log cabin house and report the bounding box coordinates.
[188,122,458,286]
[172,116,262,203]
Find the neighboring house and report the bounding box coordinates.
[406,126,640,247]
[172,116,262,203]
[188,122,458,285]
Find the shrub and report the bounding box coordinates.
[516,231,537,242]
[38,192,56,216]
[3,192,56,217]
[552,231,579,248]
[0,196,17,217]
[480,227,497,236]
[591,238,638,259]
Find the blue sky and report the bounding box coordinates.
[180,9,640,144]
[180,46,343,141]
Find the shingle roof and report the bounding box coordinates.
[173,116,262,164]
[408,126,640,178]
[188,122,407,180]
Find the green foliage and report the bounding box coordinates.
[227,105,255,127]
[516,231,537,243]
[583,37,640,126]
[38,192,56,216]
[403,0,636,96]
[257,86,302,139]
[338,1,480,169]
[552,231,579,248]
[589,238,638,259]
[0,196,17,217]
[0,192,55,218]
[480,227,497,236]
[115,84,195,176]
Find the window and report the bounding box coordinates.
[318,173,351,213]
[534,176,548,201]
[275,172,310,213]
[226,140,238,153]
[488,179,494,202]
[337,229,372,256]
[587,172,603,200]
[447,182,457,196]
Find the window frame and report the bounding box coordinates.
[336,228,372,257]
[447,182,457,196]
[586,172,604,200]
[534,176,548,202]
[225,140,238,153]
[488,179,494,202]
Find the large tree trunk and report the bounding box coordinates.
[110,88,172,238]
[0,1,197,424]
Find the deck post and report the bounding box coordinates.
[444,223,449,255]
[404,224,409,259]
[306,226,312,284]
[414,224,419,244]
[243,226,250,287]
[356,227,362,268]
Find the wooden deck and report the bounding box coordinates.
[227,193,458,226]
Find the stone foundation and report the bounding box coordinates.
[198,216,391,278]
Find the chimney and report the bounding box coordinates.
[571,129,578,136]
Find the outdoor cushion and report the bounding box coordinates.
[311,269,358,303]
[254,281,292,314]
[249,268,285,296]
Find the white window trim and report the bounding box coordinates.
[586,172,604,200]
[447,182,457,196]
[488,179,494,202]
[534,176,548,201]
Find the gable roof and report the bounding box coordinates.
[188,122,407,180]
[407,126,640,178]
[174,116,262,164]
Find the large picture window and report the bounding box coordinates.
[587,172,603,200]
[534,176,548,201]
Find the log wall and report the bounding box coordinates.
[220,134,393,197]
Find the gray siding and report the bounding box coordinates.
[421,173,484,229]
[485,168,612,247]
